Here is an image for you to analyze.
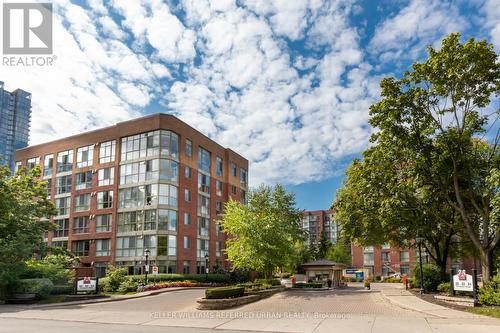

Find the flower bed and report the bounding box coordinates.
[137,281,223,292]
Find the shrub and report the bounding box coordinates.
[106,266,128,292]
[413,263,446,292]
[20,257,74,285]
[478,274,500,306]
[118,279,140,293]
[437,282,451,295]
[374,276,381,282]
[138,273,230,284]
[254,278,281,286]
[52,284,74,295]
[293,282,323,289]
[364,280,371,288]
[14,278,54,299]
[384,277,402,283]
[205,286,245,299]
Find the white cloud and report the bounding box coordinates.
[369,0,468,62]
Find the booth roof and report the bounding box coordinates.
[301,259,347,267]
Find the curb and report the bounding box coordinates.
[24,287,208,309]
[378,290,446,318]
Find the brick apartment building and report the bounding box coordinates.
[302,210,340,245]
[14,113,248,277]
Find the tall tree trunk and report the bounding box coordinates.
[481,248,494,283]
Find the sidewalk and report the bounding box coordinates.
[0,287,207,310]
[375,283,484,319]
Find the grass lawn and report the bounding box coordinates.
[467,307,500,318]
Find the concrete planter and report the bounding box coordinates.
[196,286,284,310]
[434,295,478,307]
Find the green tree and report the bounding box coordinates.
[316,231,331,259]
[334,143,460,275]
[221,184,304,279]
[367,33,500,282]
[326,239,352,265]
[0,165,55,296]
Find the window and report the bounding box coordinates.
[117,211,140,232]
[198,217,209,237]
[158,209,177,231]
[216,180,222,196]
[185,189,191,202]
[115,236,137,257]
[215,222,222,236]
[120,131,178,161]
[57,150,73,173]
[231,162,237,177]
[44,178,52,197]
[168,235,176,256]
[184,212,190,225]
[198,147,211,173]
[241,190,247,204]
[197,261,207,274]
[231,185,237,195]
[95,262,107,278]
[96,214,112,232]
[74,194,91,212]
[97,190,113,209]
[184,236,190,249]
[185,139,192,157]
[216,241,222,257]
[51,240,68,249]
[145,184,157,206]
[119,162,143,184]
[400,251,410,262]
[198,173,210,194]
[73,216,89,234]
[197,238,209,258]
[144,209,157,230]
[56,175,72,194]
[75,171,92,190]
[76,145,94,168]
[158,236,167,256]
[118,186,145,209]
[159,159,178,182]
[53,218,69,237]
[216,156,223,177]
[183,261,190,274]
[99,140,116,163]
[198,195,210,216]
[26,157,40,170]
[240,168,247,185]
[55,197,71,216]
[98,167,114,186]
[14,161,22,172]
[158,184,177,207]
[381,252,390,262]
[96,239,111,256]
[72,240,89,257]
[363,252,374,266]
[400,266,410,276]
[216,201,223,214]
[185,166,191,179]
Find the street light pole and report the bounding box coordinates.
[416,236,425,294]
[144,248,150,286]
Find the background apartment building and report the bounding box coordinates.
[15,114,248,277]
[302,210,340,245]
[0,81,31,171]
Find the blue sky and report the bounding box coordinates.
[1,0,499,210]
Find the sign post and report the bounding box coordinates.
[76,277,98,294]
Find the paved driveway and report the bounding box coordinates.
[1,285,499,333]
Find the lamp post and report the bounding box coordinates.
[415,236,425,294]
[144,248,151,286]
[205,253,209,281]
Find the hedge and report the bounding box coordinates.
[51,284,74,295]
[14,278,54,299]
[293,282,323,289]
[254,278,281,286]
[99,273,230,292]
[205,286,245,299]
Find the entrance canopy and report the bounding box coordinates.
[301,259,347,287]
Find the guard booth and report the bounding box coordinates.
[301,260,347,287]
